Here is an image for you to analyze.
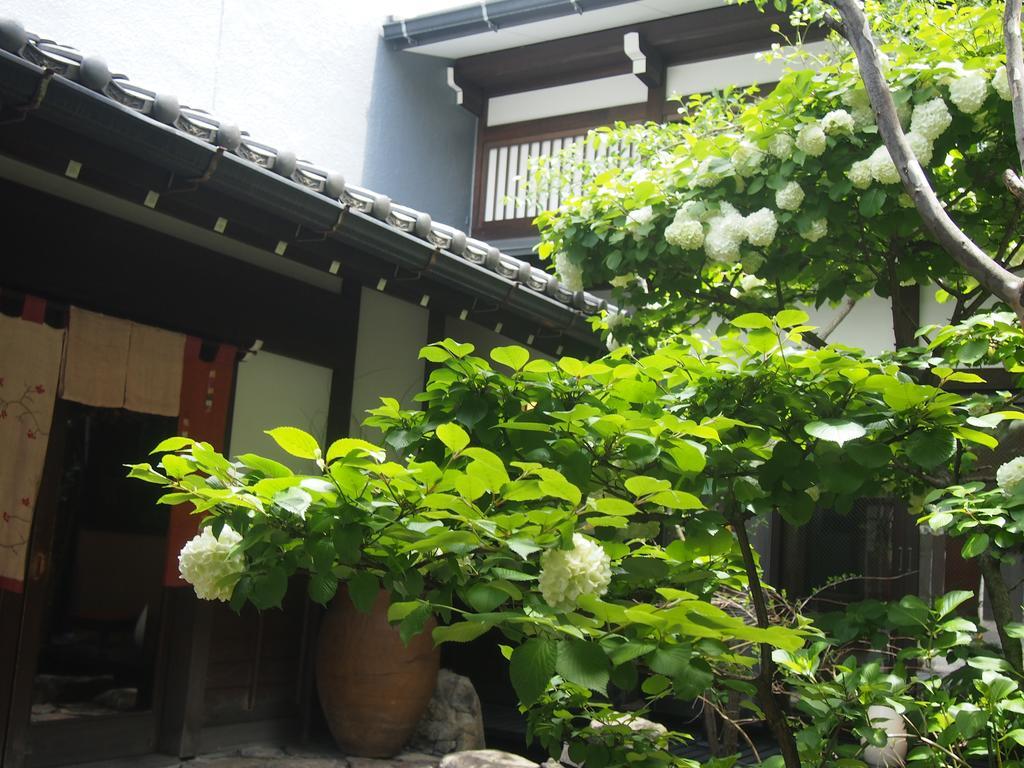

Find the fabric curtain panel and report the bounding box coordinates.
[162,338,237,586]
[61,306,131,408]
[124,323,186,416]
[0,311,65,592]
[62,307,186,416]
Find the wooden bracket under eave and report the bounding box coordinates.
[447,66,484,116]
[623,31,665,89]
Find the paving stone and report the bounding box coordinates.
[438,750,538,768]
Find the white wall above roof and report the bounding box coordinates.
[406,0,727,58]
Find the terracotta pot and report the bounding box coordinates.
[315,587,439,757]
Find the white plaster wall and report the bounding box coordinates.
[8,0,476,226]
[349,288,429,439]
[803,295,897,355]
[229,350,333,468]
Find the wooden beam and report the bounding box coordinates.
[623,32,665,89]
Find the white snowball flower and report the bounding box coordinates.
[994,65,1013,101]
[739,273,767,292]
[949,70,989,114]
[775,181,805,211]
[665,219,705,250]
[801,218,828,242]
[768,132,794,160]
[554,252,583,292]
[626,205,654,230]
[580,200,595,219]
[744,207,778,247]
[178,525,245,602]
[843,87,875,128]
[796,124,827,157]
[910,98,953,141]
[847,159,874,189]
[731,140,765,176]
[538,534,612,612]
[867,145,901,185]
[704,209,745,263]
[905,131,934,166]
[821,109,855,136]
[997,457,1024,495]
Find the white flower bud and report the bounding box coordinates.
[796,124,827,157]
[775,181,805,211]
[538,534,612,612]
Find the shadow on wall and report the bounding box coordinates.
[362,36,477,230]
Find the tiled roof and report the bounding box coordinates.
[0,19,613,327]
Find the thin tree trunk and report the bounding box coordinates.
[732,513,801,768]
[980,553,1024,674]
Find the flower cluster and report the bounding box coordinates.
[555,251,584,292]
[867,145,901,185]
[626,206,654,230]
[704,202,747,263]
[821,109,855,136]
[910,97,953,141]
[775,181,805,211]
[949,71,989,114]
[997,457,1024,495]
[994,65,1012,102]
[538,533,612,612]
[768,132,794,160]
[665,213,704,251]
[796,123,827,157]
[731,141,765,176]
[178,525,245,602]
[847,159,873,189]
[744,207,778,247]
[801,218,828,242]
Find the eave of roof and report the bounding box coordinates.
[0,21,607,350]
[382,0,642,53]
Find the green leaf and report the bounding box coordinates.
[858,186,886,217]
[961,533,990,559]
[251,567,288,610]
[804,419,866,446]
[904,429,956,469]
[510,638,558,705]
[935,590,974,618]
[433,621,492,644]
[648,490,704,510]
[126,463,170,485]
[464,583,510,613]
[237,453,294,478]
[326,438,385,464]
[308,574,338,606]
[847,441,891,468]
[624,476,671,497]
[436,423,470,454]
[347,572,380,613]
[490,345,530,371]
[332,525,364,565]
[265,427,321,460]
[150,436,195,454]
[732,312,773,329]
[556,639,610,694]
[774,309,809,329]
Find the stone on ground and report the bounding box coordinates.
[438,750,537,768]
[409,670,486,755]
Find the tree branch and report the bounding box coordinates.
[826,0,1024,321]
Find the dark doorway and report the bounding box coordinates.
[5,401,176,767]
